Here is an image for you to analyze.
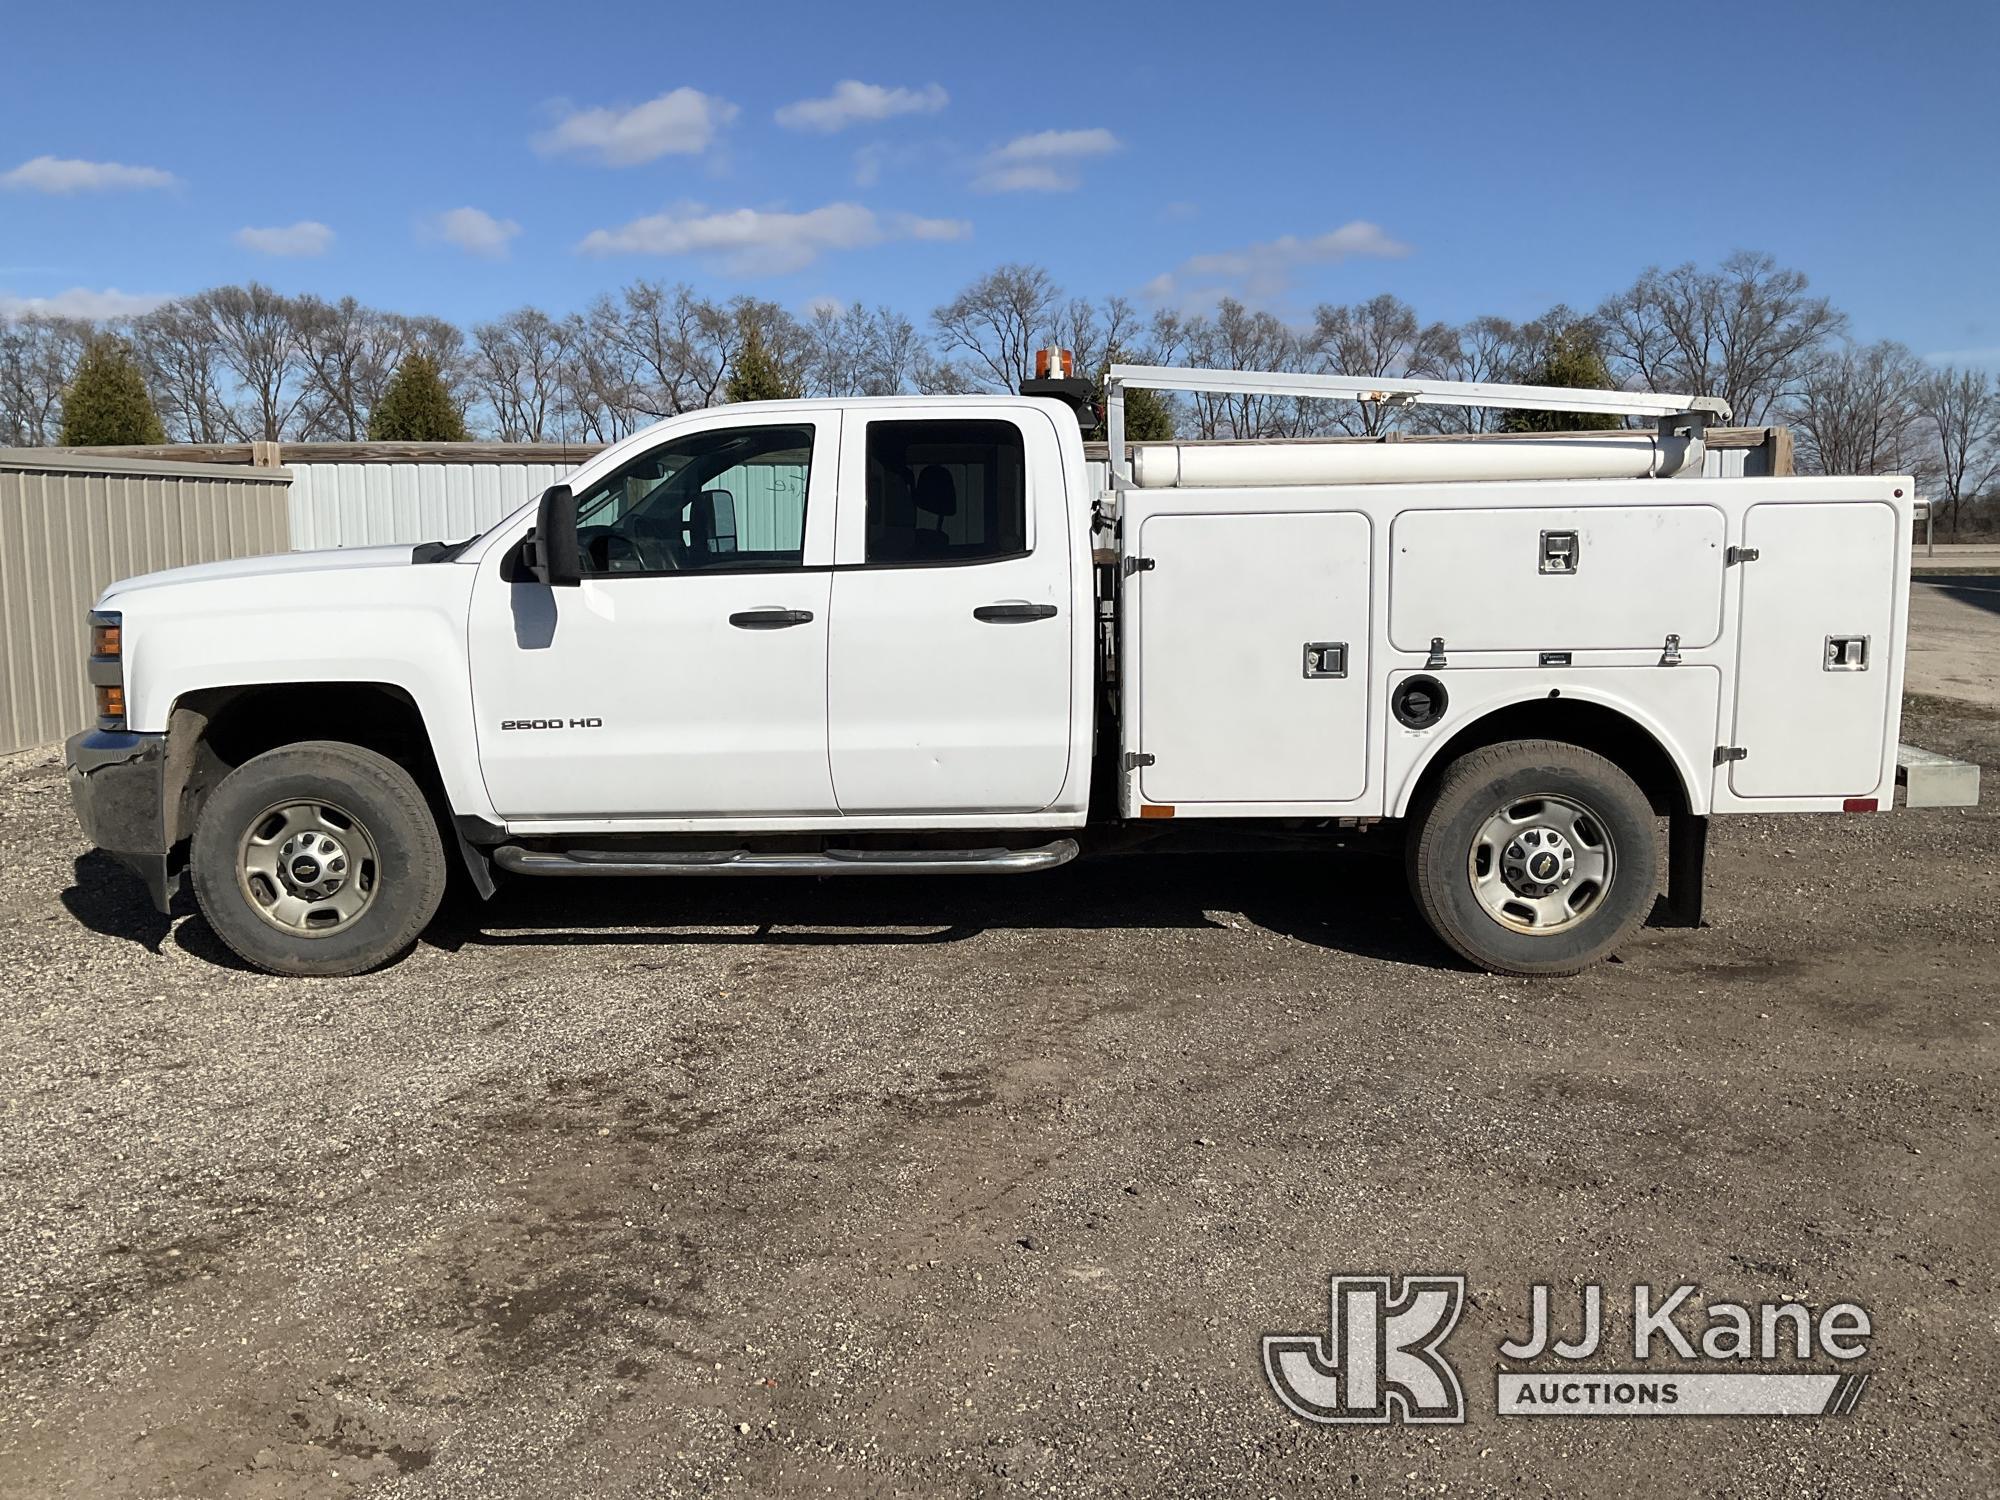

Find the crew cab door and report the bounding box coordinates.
[467,413,837,819]
[825,407,1073,812]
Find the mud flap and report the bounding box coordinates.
[1660,813,1708,928]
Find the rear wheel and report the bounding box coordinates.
[191,741,446,977]
[1406,740,1657,976]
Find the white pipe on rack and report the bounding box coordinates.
[1126,432,1706,488]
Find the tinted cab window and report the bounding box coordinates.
[865,419,1026,564]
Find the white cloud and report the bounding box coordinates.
[578,202,969,275]
[1145,221,1412,303]
[776,81,947,133]
[535,88,737,166]
[234,221,334,257]
[974,128,1120,192]
[423,206,522,259]
[895,212,970,242]
[1922,346,2000,368]
[0,286,173,320]
[988,128,1121,163]
[0,156,179,194]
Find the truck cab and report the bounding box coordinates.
[467,397,1093,827]
[64,363,1974,981]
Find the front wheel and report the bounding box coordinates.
[1406,740,1658,976]
[190,741,447,977]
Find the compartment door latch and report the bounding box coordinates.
[1539,530,1580,574]
[1302,642,1348,678]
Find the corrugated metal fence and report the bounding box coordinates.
[287,460,569,550]
[0,451,290,754]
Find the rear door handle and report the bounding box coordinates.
[729,607,815,629]
[973,602,1059,623]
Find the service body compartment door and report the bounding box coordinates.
[1136,510,1370,804]
[1389,504,1726,652]
[1729,501,1899,798]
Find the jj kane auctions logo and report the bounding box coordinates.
[1264,1275,1872,1423]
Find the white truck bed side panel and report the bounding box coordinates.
[1728,501,1901,798]
[1389,505,1726,652]
[1136,510,1371,804]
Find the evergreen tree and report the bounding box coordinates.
[366,353,469,441]
[58,336,166,445]
[1097,356,1175,441]
[726,319,799,403]
[1503,328,1623,433]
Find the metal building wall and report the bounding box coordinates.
[0,452,290,753]
[286,462,570,550]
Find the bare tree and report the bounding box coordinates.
[587,281,735,422]
[1785,340,1933,481]
[130,303,232,442]
[560,339,640,444]
[185,284,319,440]
[471,307,579,441]
[1048,294,1142,387]
[293,297,404,440]
[1597,250,1845,423]
[0,314,91,445]
[1310,294,1457,434]
[931,263,1061,392]
[1918,366,1999,534]
[1175,299,1309,438]
[799,302,919,397]
[1416,315,1526,434]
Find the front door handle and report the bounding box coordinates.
[973,602,1059,623]
[729,607,815,629]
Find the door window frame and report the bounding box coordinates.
[832,408,1049,569]
[554,411,839,580]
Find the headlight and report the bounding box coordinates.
[88,610,124,729]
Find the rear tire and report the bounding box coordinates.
[1406,739,1657,976]
[191,740,446,977]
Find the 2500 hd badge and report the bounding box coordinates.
[499,718,604,731]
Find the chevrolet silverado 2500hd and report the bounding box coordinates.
[63,361,1975,978]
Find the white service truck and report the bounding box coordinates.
[64,362,1976,978]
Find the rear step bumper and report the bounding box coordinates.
[491,839,1081,878]
[1897,743,1981,808]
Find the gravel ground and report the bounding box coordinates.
[1,697,1995,1499]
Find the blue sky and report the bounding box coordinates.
[2,0,1994,364]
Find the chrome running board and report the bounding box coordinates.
[491,839,1080,878]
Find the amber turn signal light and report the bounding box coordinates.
[95,683,125,724]
[91,620,121,658]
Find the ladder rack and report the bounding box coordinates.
[1100,364,1730,491]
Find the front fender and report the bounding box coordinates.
[115,567,494,822]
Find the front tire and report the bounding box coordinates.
[1406,740,1658,976]
[190,741,446,977]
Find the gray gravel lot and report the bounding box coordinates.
[1,697,1995,1498]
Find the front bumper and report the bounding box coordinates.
[65,728,178,913]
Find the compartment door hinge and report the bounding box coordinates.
[1123,751,1155,771]
[1122,555,1156,577]
[1726,545,1760,566]
[1714,745,1748,765]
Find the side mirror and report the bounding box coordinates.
[531,484,581,587]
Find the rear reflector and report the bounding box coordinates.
[1139,804,1175,819]
[1843,797,1878,813]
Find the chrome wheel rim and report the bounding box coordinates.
[1468,793,1615,934]
[237,799,380,937]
